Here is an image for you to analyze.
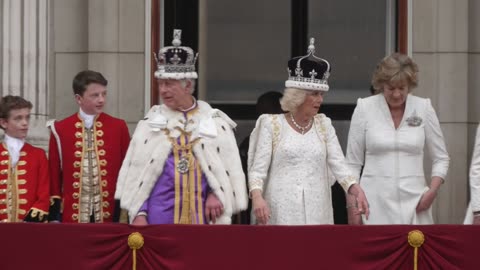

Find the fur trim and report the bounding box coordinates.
[115,101,247,224]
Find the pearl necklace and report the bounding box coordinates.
[289,113,313,134]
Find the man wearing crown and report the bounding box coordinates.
[47,70,131,223]
[115,29,248,225]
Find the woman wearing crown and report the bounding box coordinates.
[248,39,369,225]
[345,53,450,225]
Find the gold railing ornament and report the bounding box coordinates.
[408,230,425,270]
[128,232,145,270]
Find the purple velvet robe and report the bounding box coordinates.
[139,109,210,224]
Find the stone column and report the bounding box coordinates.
[467,0,480,216]
[1,0,50,148]
[412,0,469,223]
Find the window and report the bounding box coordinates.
[201,0,291,104]
[308,0,394,103]
[152,0,406,119]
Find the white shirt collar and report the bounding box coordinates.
[4,134,25,167]
[79,108,96,129]
[179,97,197,113]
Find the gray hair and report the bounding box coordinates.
[280,88,308,113]
[180,79,196,94]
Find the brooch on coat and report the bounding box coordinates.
[405,110,422,127]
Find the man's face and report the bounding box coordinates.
[158,79,192,110]
[76,83,107,115]
[0,108,31,140]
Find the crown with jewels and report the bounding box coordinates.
[285,38,331,91]
[154,29,199,80]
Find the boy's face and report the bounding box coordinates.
[75,83,107,115]
[0,108,31,140]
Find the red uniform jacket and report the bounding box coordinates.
[48,113,130,223]
[0,143,50,222]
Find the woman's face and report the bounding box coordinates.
[297,91,324,117]
[383,83,409,109]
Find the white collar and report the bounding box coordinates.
[79,108,96,129]
[179,97,197,112]
[4,134,25,167]
[4,134,25,150]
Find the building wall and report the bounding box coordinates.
[51,0,146,133]
[467,0,480,219]
[0,0,50,148]
[412,0,479,223]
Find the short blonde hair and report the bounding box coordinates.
[280,88,308,113]
[371,53,419,93]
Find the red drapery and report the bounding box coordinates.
[1,224,477,270]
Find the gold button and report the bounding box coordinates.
[73,172,81,179]
[102,191,109,198]
[75,122,82,128]
[100,170,107,176]
[0,179,7,185]
[103,212,110,219]
[0,160,9,165]
[96,130,104,137]
[0,151,8,156]
[99,160,107,166]
[73,192,79,199]
[97,140,104,147]
[74,151,82,158]
[0,169,8,175]
[73,182,80,189]
[72,203,79,210]
[0,189,6,194]
[95,122,103,128]
[72,214,78,221]
[75,131,83,138]
[98,150,106,156]
[0,209,7,214]
[102,201,110,208]
[73,161,81,168]
[75,141,83,148]
[101,180,107,187]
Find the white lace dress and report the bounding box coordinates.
[248,114,356,225]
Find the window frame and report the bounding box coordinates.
[149,0,408,120]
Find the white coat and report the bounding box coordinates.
[346,94,449,224]
[115,101,248,224]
